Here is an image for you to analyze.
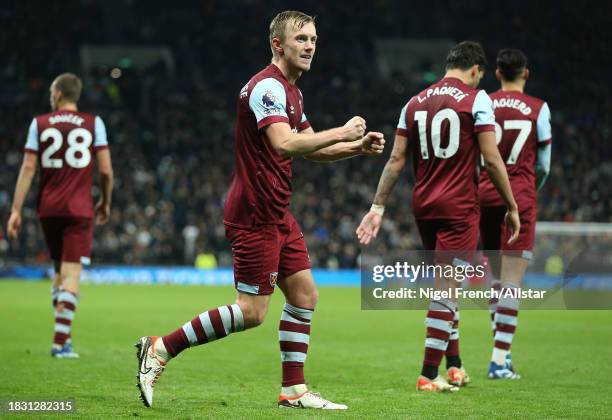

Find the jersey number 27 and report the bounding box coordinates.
[494,120,532,164]
[479,120,532,166]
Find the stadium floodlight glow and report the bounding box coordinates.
[118,57,132,68]
[110,68,122,79]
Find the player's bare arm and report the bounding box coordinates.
[372,135,408,205]
[7,153,38,239]
[303,127,385,162]
[535,144,551,191]
[356,134,408,245]
[265,116,366,158]
[95,149,113,225]
[478,131,520,244]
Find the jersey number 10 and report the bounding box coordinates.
[414,109,460,159]
[40,127,92,169]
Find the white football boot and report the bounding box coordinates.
[135,336,167,407]
[278,388,348,410]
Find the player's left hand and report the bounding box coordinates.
[361,132,385,155]
[356,211,382,245]
[7,211,22,239]
[95,201,111,225]
[504,208,520,245]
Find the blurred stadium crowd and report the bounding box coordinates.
[1,1,610,268]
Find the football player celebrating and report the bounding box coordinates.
[135,10,384,409]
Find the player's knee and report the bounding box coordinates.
[237,298,269,329]
[251,308,267,327]
[298,287,318,309]
[308,288,319,308]
[60,285,78,295]
[243,306,267,328]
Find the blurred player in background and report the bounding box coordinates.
[479,49,552,379]
[7,73,114,358]
[135,10,384,409]
[357,41,519,392]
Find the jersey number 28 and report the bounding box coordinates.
[40,127,92,169]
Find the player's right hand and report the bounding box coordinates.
[504,208,520,245]
[7,211,22,239]
[95,201,111,225]
[342,116,366,141]
[356,211,382,245]
[361,132,385,155]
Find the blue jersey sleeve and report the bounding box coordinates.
[396,103,409,137]
[397,104,408,130]
[94,116,109,148]
[536,102,552,142]
[472,90,495,130]
[248,78,288,129]
[24,118,39,151]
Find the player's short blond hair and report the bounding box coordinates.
[269,10,315,57]
[52,73,83,104]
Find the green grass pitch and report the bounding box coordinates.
[1,280,611,419]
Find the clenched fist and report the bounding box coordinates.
[361,132,385,155]
[342,116,366,141]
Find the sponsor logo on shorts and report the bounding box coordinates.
[269,272,278,288]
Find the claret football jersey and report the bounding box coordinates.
[224,64,310,228]
[24,110,108,218]
[479,90,551,208]
[396,77,495,220]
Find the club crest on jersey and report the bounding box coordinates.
[262,90,277,108]
[269,272,279,287]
